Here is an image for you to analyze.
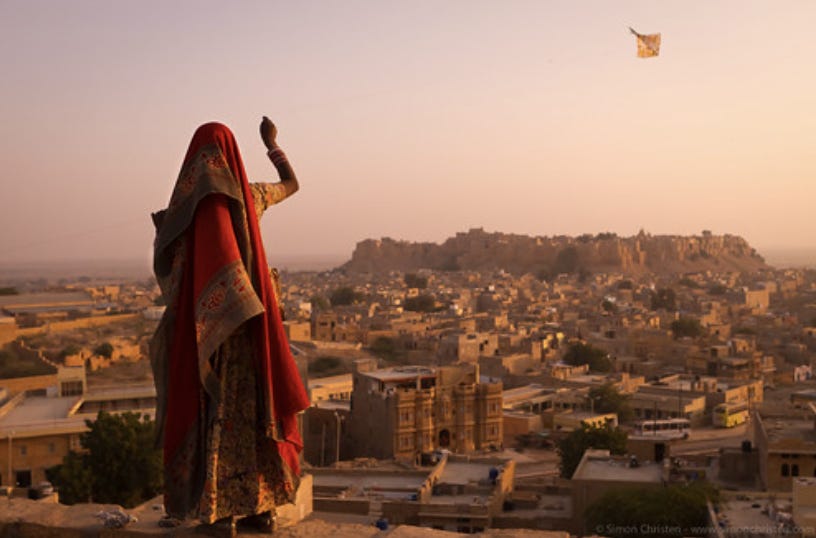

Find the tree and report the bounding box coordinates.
[48,411,162,507]
[370,336,405,364]
[589,383,633,422]
[93,342,114,359]
[46,451,92,504]
[308,356,344,376]
[650,288,676,311]
[59,344,82,359]
[585,482,720,538]
[707,284,728,296]
[678,277,700,289]
[617,280,633,290]
[562,343,612,372]
[330,287,361,306]
[671,317,703,339]
[404,273,428,289]
[0,287,19,296]
[557,423,627,478]
[403,294,438,313]
[310,294,329,311]
[601,299,617,313]
[536,267,552,282]
[733,326,756,335]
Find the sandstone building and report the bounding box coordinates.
[346,360,502,460]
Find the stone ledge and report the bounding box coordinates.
[0,474,567,538]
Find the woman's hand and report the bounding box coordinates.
[260,116,278,150]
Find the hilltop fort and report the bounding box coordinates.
[343,228,767,276]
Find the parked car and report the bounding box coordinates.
[28,481,54,500]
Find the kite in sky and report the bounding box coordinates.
[629,27,661,58]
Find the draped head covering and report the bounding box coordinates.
[151,123,309,516]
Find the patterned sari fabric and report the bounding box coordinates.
[150,123,310,523]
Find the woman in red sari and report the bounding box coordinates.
[150,118,310,536]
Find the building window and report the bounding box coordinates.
[793,465,800,477]
[19,445,27,456]
[61,381,83,396]
[399,435,413,450]
[782,464,790,477]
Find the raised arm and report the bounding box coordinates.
[260,116,299,198]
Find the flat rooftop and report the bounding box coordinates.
[0,292,92,309]
[762,415,816,445]
[314,471,427,492]
[309,374,352,388]
[425,494,491,505]
[0,395,87,437]
[502,384,555,404]
[0,395,77,427]
[313,400,350,411]
[438,462,498,486]
[718,499,777,531]
[82,385,156,401]
[363,366,436,382]
[572,454,663,483]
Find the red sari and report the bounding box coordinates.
[150,123,309,522]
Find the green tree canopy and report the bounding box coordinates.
[678,277,700,289]
[650,288,676,311]
[59,344,82,359]
[670,317,703,339]
[733,326,756,335]
[536,269,550,282]
[310,294,330,311]
[403,294,438,313]
[557,423,627,478]
[562,342,612,372]
[93,342,114,359]
[404,273,428,289]
[589,382,633,422]
[369,336,406,364]
[308,356,345,376]
[585,482,720,538]
[47,411,162,507]
[707,283,728,295]
[330,287,362,307]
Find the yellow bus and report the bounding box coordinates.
[713,402,749,428]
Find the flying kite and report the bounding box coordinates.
[629,27,661,58]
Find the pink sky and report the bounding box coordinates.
[1,1,814,266]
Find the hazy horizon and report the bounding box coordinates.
[1,232,814,281]
[2,1,815,266]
